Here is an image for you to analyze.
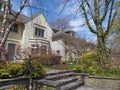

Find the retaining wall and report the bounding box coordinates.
[84,75,120,89]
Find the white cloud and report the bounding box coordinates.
[70,18,84,27]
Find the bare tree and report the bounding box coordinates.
[51,17,72,31]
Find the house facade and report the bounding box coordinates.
[21,13,53,56]
[0,0,55,60]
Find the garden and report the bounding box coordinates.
[0,51,120,80]
[43,52,120,77]
[0,59,46,79]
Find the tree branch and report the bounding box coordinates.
[104,7,118,36]
[0,0,11,37]
[0,0,27,48]
[94,0,100,21]
[104,0,115,36]
[86,0,96,23]
[101,0,111,22]
[79,0,97,34]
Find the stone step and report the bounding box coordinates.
[59,80,83,90]
[55,76,79,87]
[46,72,75,80]
[37,76,79,87]
[46,70,73,76]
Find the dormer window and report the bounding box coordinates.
[10,24,18,33]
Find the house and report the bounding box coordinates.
[0,0,54,60]
[52,29,96,62]
[52,29,79,62]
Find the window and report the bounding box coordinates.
[40,45,47,54]
[8,43,16,60]
[10,24,18,33]
[31,44,39,54]
[35,27,44,37]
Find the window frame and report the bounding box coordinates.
[10,24,18,33]
[34,27,45,37]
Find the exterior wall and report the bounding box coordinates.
[21,13,53,49]
[8,24,24,41]
[52,39,66,61]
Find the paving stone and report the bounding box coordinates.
[46,72,75,80]
[59,80,83,90]
[37,76,78,87]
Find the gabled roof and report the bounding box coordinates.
[24,11,43,23]
[52,29,76,37]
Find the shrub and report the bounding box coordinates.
[80,52,99,64]
[0,60,46,79]
[22,59,46,78]
[5,62,23,77]
[73,51,120,77]
[0,62,23,78]
[0,61,5,69]
[32,54,61,65]
[0,69,12,79]
[74,52,101,74]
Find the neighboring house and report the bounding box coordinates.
[52,29,79,62]
[52,29,96,62]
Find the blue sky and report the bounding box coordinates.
[11,0,97,43]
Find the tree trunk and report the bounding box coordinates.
[28,55,33,90]
[97,35,108,67]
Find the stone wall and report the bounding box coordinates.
[0,77,29,89]
[84,75,120,89]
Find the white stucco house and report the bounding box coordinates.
[0,0,54,60]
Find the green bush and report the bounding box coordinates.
[80,52,99,64]
[73,52,120,77]
[5,62,23,77]
[0,61,5,69]
[0,69,12,79]
[0,62,23,78]
[0,60,46,79]
[74,52,99,74]
[22,59,46,78]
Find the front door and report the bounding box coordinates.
[8,43,16,60]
